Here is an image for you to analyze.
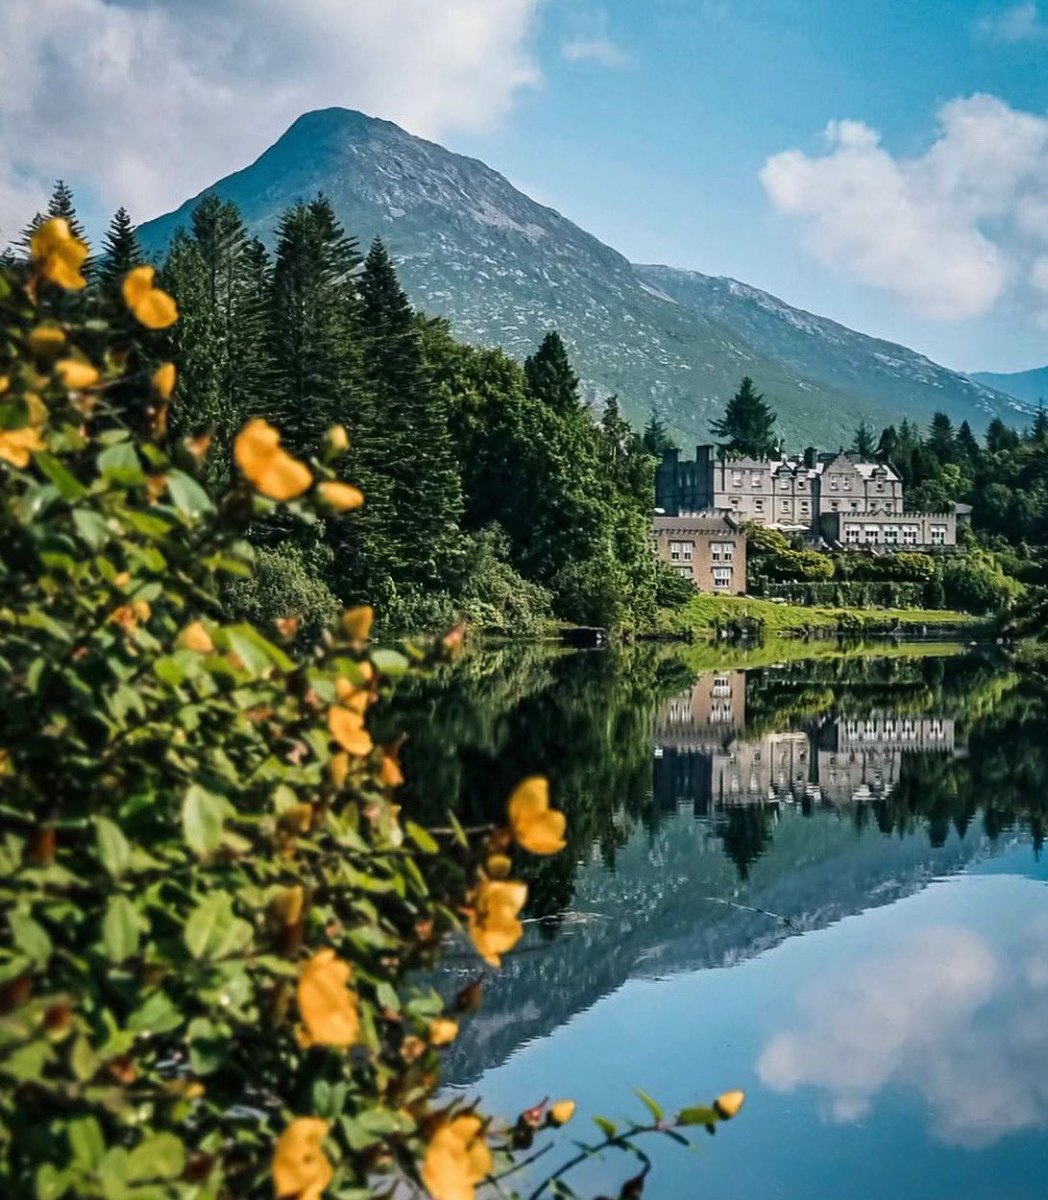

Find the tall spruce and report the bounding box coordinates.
[267,196,361,454]
[357,238,463,594]
[711,376,778,459]
[98,207,144,301]
[641,409,678,457]
[524,331,582,411]
[162,196,273,464]
[851,419,876,459]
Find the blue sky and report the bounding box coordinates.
[449,0,1048,373]
[2,0,1046,374]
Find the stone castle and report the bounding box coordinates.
[656,445,958,550]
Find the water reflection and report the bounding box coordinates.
[758,916,1048,1149]
[392,644,1048,1196]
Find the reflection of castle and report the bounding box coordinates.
[654,676,958,815]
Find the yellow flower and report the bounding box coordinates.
[327,706,373,757]
[56,359,100,391]
[271,885,305,928]
[341,605,374,642]
[429,1018,459,1046]
[508,777,566,856]
[485,853,512,879]
[422,1115,493,1200]
[316,481,364,512]
[121,266,178,329]
[30,219,89,290]
[379,752,404,788]
[0,427,45,469]
[297,948,360,1048]
[273,1117,332,1200]
[152,362,177,400]
[234,418,312,501]
[468,879,527,967]
[27,325,66,357]
[325,424,350,454]
[328,751,350,789]
[713,1089,745,1120]
[549,1100,576,1127]
[179,621,214,654]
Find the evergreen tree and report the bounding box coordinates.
[356,238,464,595]
[711,377,778,459]
[524,332,582,412]
[927,411,957,465]
[1032,403,1048,443]
[267,197,361,454]
[956,420,981,463]
[851,420,876,459]
[163,196,273,464]
[641,409,678,457]
[98,207,143,300]
[986,417,1020,454]
[875,424,899,463]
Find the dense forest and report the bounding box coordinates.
[16,183,681,634]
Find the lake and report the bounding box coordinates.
[384,642,1048,1199]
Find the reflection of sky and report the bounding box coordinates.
[467,847,1048,1200]
[759,917,1048,1147]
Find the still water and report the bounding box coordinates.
[386,643,1048,1199]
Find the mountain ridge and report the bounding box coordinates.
[971,365,1048,408]
[138,106,1025,445]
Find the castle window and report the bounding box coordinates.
[711,542,734,562]
[732,471,743,487]
[669,540,693,561]
[845,525,861,544]
[931,525,947,546]
[903,525,918,544]
[884,525,899,544]
[712,675,731,697]
[751,474,763,488]
[712,567,732,589]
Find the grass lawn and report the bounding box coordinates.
[661,593,982,639]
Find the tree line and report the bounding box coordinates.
[19,183,677,633]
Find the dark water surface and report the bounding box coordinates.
[386,643,1048,1199]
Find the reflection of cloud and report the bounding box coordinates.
[758,921,1048,1147]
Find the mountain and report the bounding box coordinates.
[970,365,1048,409]
[138,107,1023,445]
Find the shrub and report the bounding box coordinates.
[0,222,742,1199]
[943,551,1024,615]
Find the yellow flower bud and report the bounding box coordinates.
[549,1100,576,1127]
[713,1089,745,1120]
[56,359,100,391]
[28,325,66,357]
[325,424,350,454]
[429,1018,459,1046]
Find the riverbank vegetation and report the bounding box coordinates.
[0,222,750,1200]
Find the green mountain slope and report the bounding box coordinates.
[971,365,1048,409]
[138,107,1022,445]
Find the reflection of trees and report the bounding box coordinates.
[382,645,1048,906]
[379,646,697,917]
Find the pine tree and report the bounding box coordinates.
[956,420,981,463]
[18,181,90,254]
[267,197,361,455]
[711,377,778,459]
[875,425,898,463]
[1032,403,1048,443]
[986,417,1020,453]
[98,207,143,290]
[927,412,957,464]
[851,420,876,459]
[641,409,678,457]
[524,332,581,412]
[356,238,464,594]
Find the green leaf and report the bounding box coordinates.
[97,441,144,486]
[677,1105,718,1128]
[98,1146,130,1200]
[94,818,130,878]
[35,452,87,501]
[102,895,141,963]
[181,784,229,857]
[10,911,52,967]
[405,821,439,854]
[72,509,110,549]
[127,1134,185,1182]
[370,648,410,677]
[68,1116,106,1169]
[187,1017,228,1075]
[34,1163,68,1200]
[165,470,214,519]
[70,1036,98,1083]
[592,1117,618,1139]
[184,893,252,961]
[634,1088,664,1122]
[128,990,184,1036]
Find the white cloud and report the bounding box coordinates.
[977,2,1048,43]
[561,7,627,66]
[760,94,1048,323]
[758,919,1048,1148]
[0,0,543,242]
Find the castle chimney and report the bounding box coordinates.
[803,446,817,469]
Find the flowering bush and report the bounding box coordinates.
[0,221,741,1200]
